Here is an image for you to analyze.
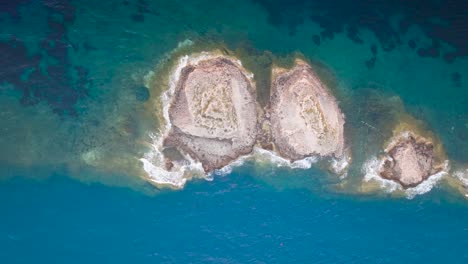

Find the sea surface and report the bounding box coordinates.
[1,0,467,263]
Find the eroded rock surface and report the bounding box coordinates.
[378,132,445,188]
[269,59,345,161]
[163,55,257,172]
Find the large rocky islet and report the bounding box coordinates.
[163,56,258,172]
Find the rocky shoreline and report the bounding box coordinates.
[141,50,462,195]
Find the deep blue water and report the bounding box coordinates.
[1,170,467,263]
[1,0,468,263]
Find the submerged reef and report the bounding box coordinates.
[268,59,346,161]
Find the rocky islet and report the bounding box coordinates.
[378,131,446,188]
[268,59,346,161]
[163,55,258,172]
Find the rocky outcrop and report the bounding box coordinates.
[163,55,257,172]
[378,132,445,188]
[269,59,345,161]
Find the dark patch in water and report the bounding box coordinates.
[312,34,320,46]
[0,0,88,116]
[0,0,31,20]
[346,25,363,44]
[83,41,98,52]
[366,44,378,69]
[451,72,462,87]
[135,86,150,102]
[128,0,159,23]
[365,57,376,70]
[137,0,151,14]
[131,13,145,23]
[320,29,335,41]
[417,40,441,58]
[443,52,457,64]
[408,39,417,50]
[253,0,468,61]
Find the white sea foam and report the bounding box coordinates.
[252,148,318,169]
[331,153,351,177]
[212,155,251,176]
[140,158,187,188]
[405,168,448,199]
[363,157,400,193]
[209,147,350,180]
[453,168,468,186]
[453,168,468,198]
[177,39,194,49]
[362,156,449,199]
[210,147,320,177]
[139,132,205,189]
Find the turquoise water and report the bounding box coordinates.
[1,0,468,262]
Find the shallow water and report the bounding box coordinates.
[1,0,467,262]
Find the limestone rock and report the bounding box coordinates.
[164,55,257,172]
[269,59,345,161]
[378,132,445,188]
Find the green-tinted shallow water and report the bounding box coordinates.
[0,0,467,262]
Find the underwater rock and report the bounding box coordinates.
[163,54,258,172]
[443,52,457,64]
[312,35,321,46]
[135,86,150,102]
[365,57,376,69]
[378,131,445,188]
[408,39,416,50]
[269,59,345,161]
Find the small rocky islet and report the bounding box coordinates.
[377,131,446,188]
[144,49,458,194]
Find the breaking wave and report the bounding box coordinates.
[362,156,450,199]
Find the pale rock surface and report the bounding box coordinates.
[269,59,345,161]
[164,56,257,171]
[378,132,444,188]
